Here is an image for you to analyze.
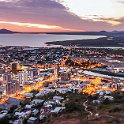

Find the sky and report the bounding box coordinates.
[0,0,124,32]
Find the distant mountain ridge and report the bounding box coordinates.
[0,29,16,34]
[1,29,124,36]
[46,31,124,36]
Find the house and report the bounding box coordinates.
[53,96,64,104]
[104,95,114,101]
[14,112,26,119]
[121,88,124,91]
[25,105,32,109]
[39,114,46,121]
[27,117,38,124]
[35,92,43,97]
[92,100,101,104]
[53,96,64,101]
[25,110,31,118]
[105,90,111,95]
[44,100,56,108]
[0,112,7,119]
[25,93,34,98]
[50,107,65,114]
[69,87,82,93]
[32,109,39,116]
[12,119,23,124]
[35,90,55,97]
[44,104,53,108]
[31,99,44,105]
[55,88,71,94]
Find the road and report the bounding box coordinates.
[83,100,93,119]
[0,75,56,104]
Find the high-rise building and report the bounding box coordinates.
[18,70,28,85]
[60,72,71,81]
[54,64,60,78]
[3,72,11,84]
[27,68,38,79]
[6,80,19,95]
[12,62,18,75]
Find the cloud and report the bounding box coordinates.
[82,15,122,26]
[118,0,124,3]
[0,0,123,31]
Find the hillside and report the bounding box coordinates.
[0,29,16,34]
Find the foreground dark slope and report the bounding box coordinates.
[46,36,124,47]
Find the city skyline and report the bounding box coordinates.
[0,0,124,32]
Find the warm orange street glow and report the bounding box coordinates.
[83,77,116,95]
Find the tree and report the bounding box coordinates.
[0,118,9,124]
[30,90,39,95]
[9,105,18,113]
[103,98,110,104]
[65,102,81,112]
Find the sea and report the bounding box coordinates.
[0,33,103,47]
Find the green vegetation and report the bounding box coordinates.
[30,90,39,95]
[0,118,9,124]
[8,105,18,114]
[46,37,124,47]
[64,92,89,116]
[98,91,124,113]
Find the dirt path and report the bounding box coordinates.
[83,100,93,118]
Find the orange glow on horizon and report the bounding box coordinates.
[0,21,61,29]
[0,21,84,32]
